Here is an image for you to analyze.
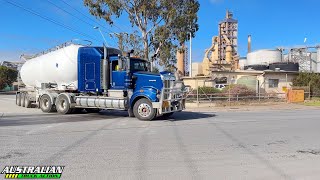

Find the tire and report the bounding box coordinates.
[85,108,100,113]
[40,94,56,113]
[16,93,19,105]
[21,93,26,107]
[17,93,21,106]
[162,112,174,119]
[56,94,73,114]
[25,94,32,108]
[133,98,156,121]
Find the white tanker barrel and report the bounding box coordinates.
[20,44,83,90]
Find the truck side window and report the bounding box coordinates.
[112,61,118,71]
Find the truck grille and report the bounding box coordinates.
[162,80,184,101]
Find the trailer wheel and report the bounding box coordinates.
[21,93,26,107]
[17,93,22,106]
[25,94,32,108]
[133,98,156,121]
[16,93,19,105]
[56,94,73,114]
[40,94,56,113]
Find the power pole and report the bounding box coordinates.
[189,32,192,77]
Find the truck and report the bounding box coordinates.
[16,41,186,121]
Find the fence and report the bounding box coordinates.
[184,83,317,104]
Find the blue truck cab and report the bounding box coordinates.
[75,46,186,120]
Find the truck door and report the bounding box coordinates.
[110,60,126,89]
[85,62,96,90]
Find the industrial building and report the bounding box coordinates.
[183,10,320,94]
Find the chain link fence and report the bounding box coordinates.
[185,82,318,104]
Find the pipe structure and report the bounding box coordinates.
[248,35,252,53]
[103,44,109,93]
[177,45,185,76]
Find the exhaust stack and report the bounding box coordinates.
[248,35,252,53]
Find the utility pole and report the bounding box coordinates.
[189,32,192,77]
[93,26,108,46]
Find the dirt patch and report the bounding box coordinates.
[0,152,28,159]
[297,150,320,155]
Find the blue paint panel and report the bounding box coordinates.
[111,71,126,89]
[85,63,95,80]
[133,72,162,92]
[78,47,102,92]
[130,87,158,106]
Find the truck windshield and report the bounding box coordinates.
[130,58,150,72]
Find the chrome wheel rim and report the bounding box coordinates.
[43,99,49,108]
[138,103,152,117]
[60,100,66,110]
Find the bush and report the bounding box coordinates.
[292,72,320,95]
[221,84,255,97]
[194,86,221,94]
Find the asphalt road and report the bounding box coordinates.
[1,95,320,180]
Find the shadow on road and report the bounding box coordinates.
[155,111,216,121]
[0,110,215,127]
[0,112,120,127]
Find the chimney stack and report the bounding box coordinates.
[248,35,252,53]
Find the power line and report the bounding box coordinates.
[46,0,118,46]
[58,0,118,33]
[46,0,111,33]
[3,0,100,42]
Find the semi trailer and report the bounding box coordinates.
[16,41,186,121]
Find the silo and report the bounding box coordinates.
[311,52,317,72]
[247,49,282,66]
[238,57,247,70]
[176,48,185,75]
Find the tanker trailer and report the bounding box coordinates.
[16,42,186,121]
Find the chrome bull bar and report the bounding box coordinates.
[153,80,186,115]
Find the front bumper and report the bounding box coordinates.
[152,81,186,115]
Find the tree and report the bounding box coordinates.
[0,66,18,90]
[84,0,199,68]
[292,72,320,95]
[110,31,144,56]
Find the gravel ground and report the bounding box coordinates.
[1,95,320,180]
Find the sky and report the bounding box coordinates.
[1,0,320,63]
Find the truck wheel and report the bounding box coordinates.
[85,108,100,113]
[25,94,32,108]
[17,93,22,106]
[40,94,56,113]
[21,93,26,107]
[133,98,156,121]
[56,94,73,114]
[162,112,174,119]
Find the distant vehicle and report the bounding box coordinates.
[16,41,186,121]
[214,84,228,90]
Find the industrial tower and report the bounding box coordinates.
[217,10,238,69]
